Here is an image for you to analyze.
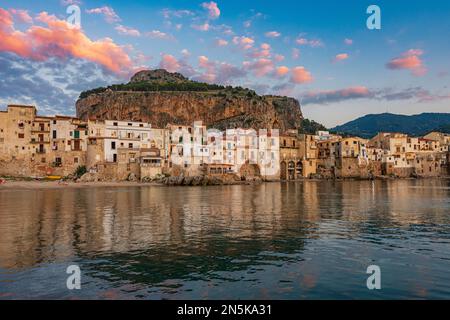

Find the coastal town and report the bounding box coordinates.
[0,104,449,184]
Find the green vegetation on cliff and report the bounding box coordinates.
[300,119,328,134]
[79,81,260,99]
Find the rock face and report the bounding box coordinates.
[76,69,303,132]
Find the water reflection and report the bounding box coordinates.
[0,179,449,299]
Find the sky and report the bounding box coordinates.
[0,0,449,127]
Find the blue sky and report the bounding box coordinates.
[0,0,449,127]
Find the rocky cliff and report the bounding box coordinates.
[76,69,303,132]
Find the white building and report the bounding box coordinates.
[104,120,153,163]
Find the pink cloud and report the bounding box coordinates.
[9,9,32,24]
[215,38,228,46]
[275,66,289,77]
[115,25,140,37]
[248,43,271,59]
[386,49,427,76]
[195,56,247,83]
[0,10,133,74]
[232,36,255,50]
[302,86,371,104]
[145,30,173,40]
[265,31,281,38]
[191,22,210,31]
[243,58,274,77]
[296,37,324,48]
[158,54,181,72]
[274,54,284,62]
[201,1,220,19]
[333,53,349,62]
[290,66,313,84]
[86,6,121,23]
[344,38,353,45]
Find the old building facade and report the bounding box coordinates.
[1,105,449,181]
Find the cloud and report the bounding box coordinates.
[292,48,300,60]
[243,58,274,77]
[181,49,190,57]
[0,10,133,74]
[290,66,313,84]
[242,11,264,29]
[274,54,284,62]
[386,49,427,76]
[300,86,450,105]
[215,38,228,46]
[344,38,353,45]
[191,22,210,31]
[115,25,140,37]
[375,87,450,103]
[274,66,289,77]
[9,9,32,24]
[295,37,324,48]
[161,9,194,19]
[247,43,271,59]
[86,6,121,23]
[195,55,247,83]
[265,31,281,38]
[158,54,181,72]
[0,52,121,115]
[60,0,82,6]
[302,86,370,104]
[201,1,220,19]
[333,53,349,62]
[232,36,255,50]
[145,30,173,40]
[157,54,196,77]
[271,82,295,96]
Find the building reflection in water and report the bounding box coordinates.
[0,179,449,297]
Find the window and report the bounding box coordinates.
[18,133,24,139]
[52,130,57,139]
[128,143,133,149]
[111,141,116,150]
[113,122,118,126]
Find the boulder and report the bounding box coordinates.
[127,173,138,182]
[78,172,99,182]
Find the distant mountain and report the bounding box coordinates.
[331,113,450,138]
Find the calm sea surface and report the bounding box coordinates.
[0,179,449,299]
